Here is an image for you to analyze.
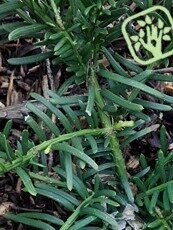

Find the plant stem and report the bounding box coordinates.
[50,0,64,29]
[29,172,66,188]
[92,70,134,203]
[0,128,108,175]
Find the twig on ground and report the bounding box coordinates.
[41,46,56,170]
[0,101,46,121]
[45,57,55,91]
[153,67,173,73]
[6,71,15,106]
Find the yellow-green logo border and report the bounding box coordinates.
[122,6,173,65]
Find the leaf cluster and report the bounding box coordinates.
[0,0,173,229]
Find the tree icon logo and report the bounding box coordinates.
[122,6,173,65]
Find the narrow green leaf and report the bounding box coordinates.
[163,190,170,211]
[51,142,98,170]
[18,212,64,226]
[50,94,87,105]
[149,74,173,82]
[149,191,160,214]
[102,47,129,78]
[85,135,98,154]
[63,105,82,130]
[121,125,159,148]
[86,84,95,116]
[64,153,73,191]
[133,177,146,192]
[134,167,150,178]
[133,98,171,111]
[129,70,151,101]
[81,207,118,227]
[99,69,173,104]
[36,187,75,211]
[36,183,79,206]
[26,116,46,142]
[21,130,29,155]
[133,0,145,9]
[16,9,35,24]
[102,89,143,111]
[160,125,168,155]
[130,111,151,122]
[54,167,89,199]
[29,172,66,188]
[56,76,75,96]
[0,2,24,14]
[2,22,28,33]
[100,7,130,27]
[26,102,60,137]
[50,31,63,40]
[94,189,116,198]
[167,183,173,204]
[16,167,37,196]
[9,24,47,40]
[147,219,162,228]
[2,120,12,138]
[5,213,55,230]
[164,0,172,10]
[54,38,68,51]
[158,150,166,183]
[69,216,97,230]
[114,52,143,73]
[8,52,53,65]
[0,133,14,162]
[140,154,148,169]
[31,93,73,133]
[83,163,115,179]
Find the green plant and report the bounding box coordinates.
[0,0,173,229]
[133,126,173,229]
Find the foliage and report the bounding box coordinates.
[134,126,173,229]
[0,0,173,229]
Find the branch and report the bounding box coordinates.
[153,67,173,73]
[0,128,107,174]
[0,101,46,122]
